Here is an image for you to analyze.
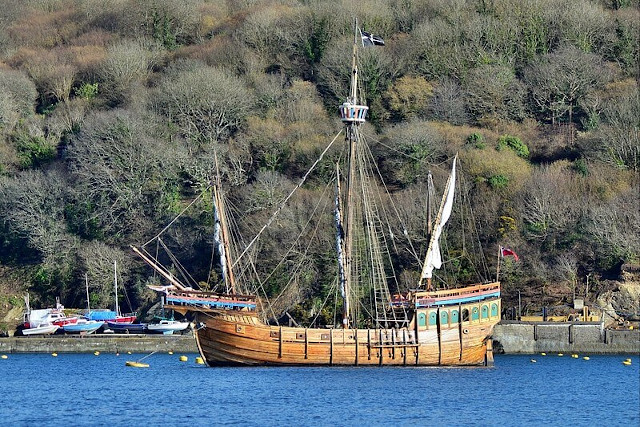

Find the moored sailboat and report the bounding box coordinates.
[85,262,137,325]
[133,22,500,366]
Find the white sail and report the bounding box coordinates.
[420,156,457,281]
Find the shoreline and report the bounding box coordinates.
[1,322,638,355]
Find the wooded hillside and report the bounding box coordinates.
[0,0,638,326]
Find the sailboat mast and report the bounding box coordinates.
[419,156,457,290]
[85,274,90,312]
[114,260,119,316]
[426,171,434,290]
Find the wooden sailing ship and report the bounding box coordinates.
[133,24,500,367]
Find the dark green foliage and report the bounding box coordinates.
[612,20,639,76]
[497,135,529,158]
[467,132,485,149]
[303,17,330,65]
[14,133,55,168]
[152,10,178,50]
[488,174,509,189]
[74,83,99,101]
[572,159,588,176]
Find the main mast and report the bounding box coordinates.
[338,21,369,328]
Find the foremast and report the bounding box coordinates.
[337,22,369,329]
[213,154,237,295]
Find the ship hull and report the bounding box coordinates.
[192,298,500,367]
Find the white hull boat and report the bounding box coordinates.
[147,320,190,335]
[21,324,59,336]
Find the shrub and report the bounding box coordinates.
[497,135,529,158]
[14,133,56,168]
[572,158,588,176]
[74,82,98,101]
[488,174,509,189]
[466,132,485,149]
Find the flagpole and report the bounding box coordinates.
[496,245,502,282]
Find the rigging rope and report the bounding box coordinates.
[232,129,343,268]
[308,277,339,328]
[142,191,206,248]
[268,179,334,310]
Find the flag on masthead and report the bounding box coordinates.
[360,30,385,47]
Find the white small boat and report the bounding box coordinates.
[21,324,59,336]
[147,320,190,335]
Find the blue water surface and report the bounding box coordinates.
[0,353,637,426]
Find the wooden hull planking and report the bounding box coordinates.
[192,298,500,367]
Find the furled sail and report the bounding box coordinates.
[334,189,346,298]
[420,156,457,283]
[213,187,229,292]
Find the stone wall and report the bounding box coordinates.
[0,334,198,354]
[2,326,637,355]
[493,321,640,354]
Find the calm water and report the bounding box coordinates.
[0,353,637,426]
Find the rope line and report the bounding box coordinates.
[232,129,343,268]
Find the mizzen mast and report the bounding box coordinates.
[419,156,457,290]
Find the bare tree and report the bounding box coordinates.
[464,64,526,125]
[518,163,582,242]
[0,168,77,269]
[586,186,640,263]
[153,61,255,146]
[377,119,447,185]
[429,77,468,125]
[99,38,161,104]
[65,109,186,242]
[523,44,612,125]
[595,84,639,171]
[77,241,132,310]
[0,69,38,131]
